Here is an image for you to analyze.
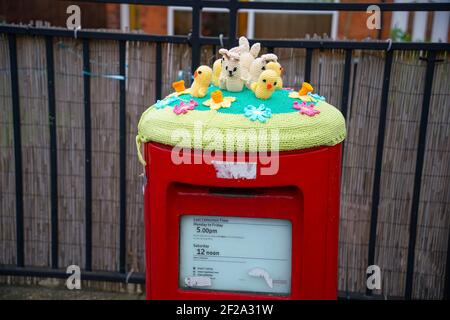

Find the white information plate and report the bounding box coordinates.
[179,215,292,295]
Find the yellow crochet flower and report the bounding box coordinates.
[170,90,191,97]
[288,82,317,103]
[203,90,236,110]
[288,91,317,103]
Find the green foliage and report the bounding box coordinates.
[390,27,412,42]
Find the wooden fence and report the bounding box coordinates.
[0,33,449,299]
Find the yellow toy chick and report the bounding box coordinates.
[190,65,212,98]
[265,61,283,89]
[251,70,279,100]
[212,58,222,87]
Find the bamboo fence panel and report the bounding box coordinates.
[0,34,16,266]
[89,39,121,272]
[310,49,346,109]
[0,34,449,298]
[275,48,306,89]
[54,37,86,269]
[124,41,156,275]
[339,51,385,295]
[16,35,51,267]
[413,52,450,299]
[375,51,426,297]
[161,43,191,98]
[200,45,216,67]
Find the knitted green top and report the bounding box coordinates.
[136,86,346,165]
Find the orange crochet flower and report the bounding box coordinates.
[203,90,236,110]
[211,90,224,103]
[172,80,186,93]
[298,82,313,96]
[288,82,316,103]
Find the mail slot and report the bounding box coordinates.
[143,142,342,300]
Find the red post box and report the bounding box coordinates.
[143,142,342,300]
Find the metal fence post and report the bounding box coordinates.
[119,40,127,274]
[45,35,59,269]
[229,0,238,48]
[83,38,93,272]
[190,0,201,73]
[367,49,393,296]
[405,50,437,299]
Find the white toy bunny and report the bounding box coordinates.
[226,37,260,84]
[247,53,279,89]
[218,48,245,92]
[236,36,261,75]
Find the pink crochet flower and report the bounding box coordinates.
[293,101,320,117]
[173,99,198,115]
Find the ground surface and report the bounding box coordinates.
[0,284,145,300]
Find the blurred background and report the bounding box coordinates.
[0,0,449,42]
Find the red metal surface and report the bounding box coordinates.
[144,142,342,300]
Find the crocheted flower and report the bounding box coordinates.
[308,92,326,102]
[155,95,180,109]
[173,99,198,115]
[288,81,317,103]
[203,90,236,110]
[288,91,317,103]
[293,101,320,117]
[170,79,191,97]
[244,104,272,123]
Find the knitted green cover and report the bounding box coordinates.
[136,86,346,165]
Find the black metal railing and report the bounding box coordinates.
[0,0,450,299]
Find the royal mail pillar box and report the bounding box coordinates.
[137,72,346,299]
[142,141,343,300]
